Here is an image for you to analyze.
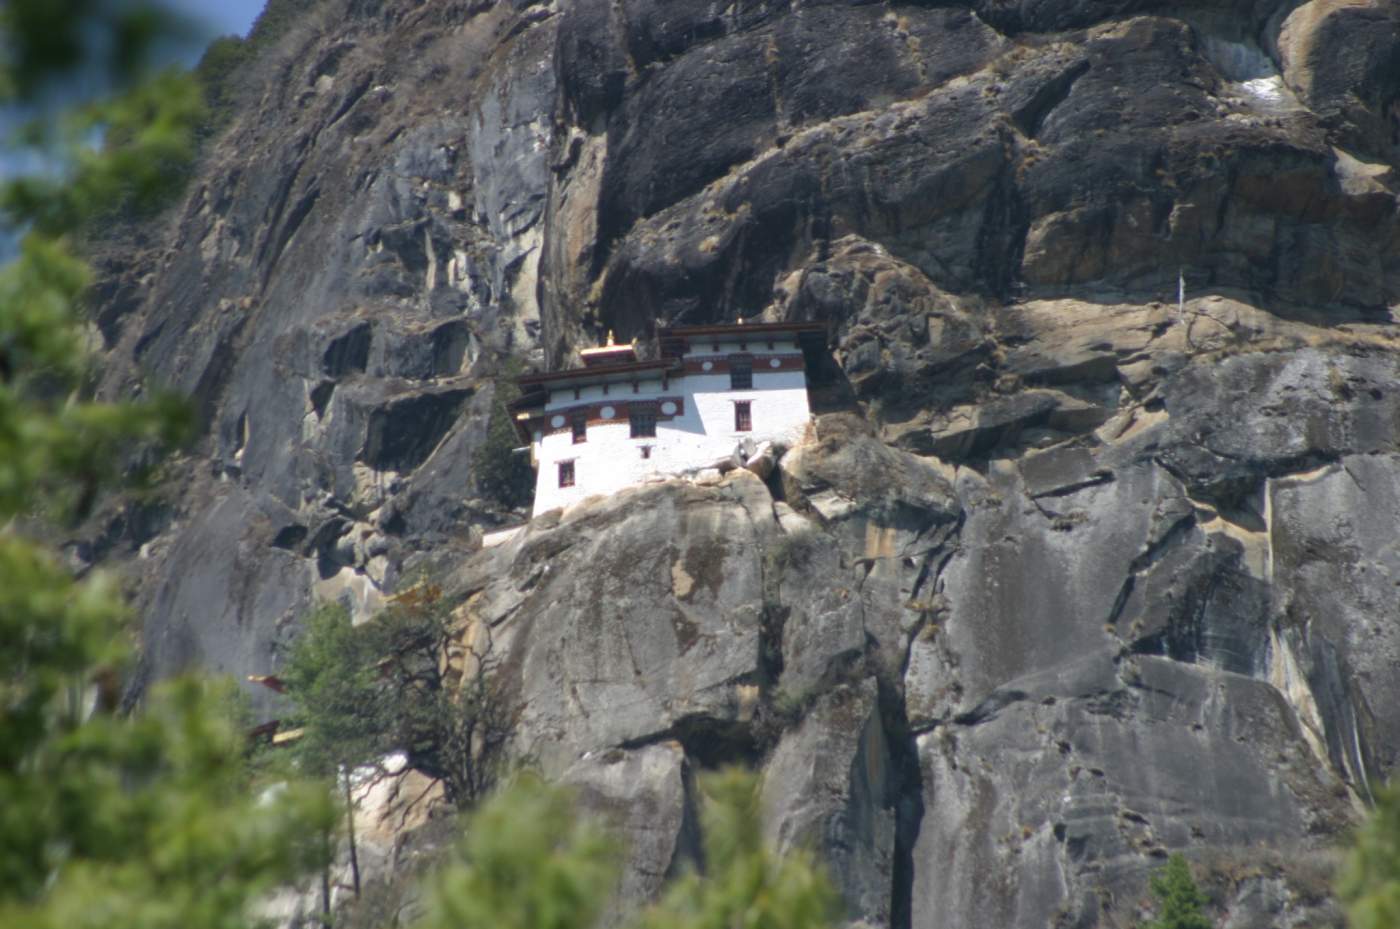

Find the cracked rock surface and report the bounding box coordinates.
[87,0,1400,926]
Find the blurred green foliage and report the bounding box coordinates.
[417,776,621,929]
[418,769,839,929]
[1339,783,1400,929]
[0,0,174,102]
[3,72,206,232]
[638,768,841,929]
[0,4,337,928]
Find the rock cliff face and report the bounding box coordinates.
[89,0,1400,926]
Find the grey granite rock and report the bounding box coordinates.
[84,1,1400,925]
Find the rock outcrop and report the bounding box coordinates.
[88,0,1399,926]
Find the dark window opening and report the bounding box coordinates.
[734,401,752,432]
[640,446,652,459]
[729,354,753,389]
[558,461,575,488]
[571,415,587,444]
[630,405,657,438]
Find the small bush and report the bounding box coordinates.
[1143,854,1213,929]
[193,35,253,136]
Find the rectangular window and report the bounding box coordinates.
[571,414,587,444]
[558,460,575,488]
[630,405,657,438]
[734,400,752,432]
[729,354,753,389]
[640,446,652,459]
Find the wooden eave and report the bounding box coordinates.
[656,320,829,358]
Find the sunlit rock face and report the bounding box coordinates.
[89,0,1399,926]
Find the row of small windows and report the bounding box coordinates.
[562,354,764,411]
[558,401,753,488]
[569,401,752,446]
[566,356,763,445]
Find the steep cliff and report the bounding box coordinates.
[88,1,1400,926]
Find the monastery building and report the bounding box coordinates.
[513,320,827,516]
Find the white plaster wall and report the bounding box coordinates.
[529,355,811,516]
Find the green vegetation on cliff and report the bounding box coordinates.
[1141,855,1212,929]
[473,364,534,511]
[285,585,511,811]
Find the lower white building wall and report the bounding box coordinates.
[530,371,812,516]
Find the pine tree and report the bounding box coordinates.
[1142,854,1213,929]
[473,363,534,511]
[284,586,511,811]
[0,6,336,928]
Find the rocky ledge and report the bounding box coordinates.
[407,387,1381,927]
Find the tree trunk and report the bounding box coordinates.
[343,767,361,897]
[320,823,332,921]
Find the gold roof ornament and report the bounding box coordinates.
[579,328,640,365]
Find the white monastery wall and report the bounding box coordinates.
[528,340,812,516]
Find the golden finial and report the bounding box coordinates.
[606,330,615,346]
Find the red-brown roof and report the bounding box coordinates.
[656,320,828,339]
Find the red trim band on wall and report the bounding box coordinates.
[681,354,806,375]
[527,396,687,437]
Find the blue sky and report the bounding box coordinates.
[165,0,266,40]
